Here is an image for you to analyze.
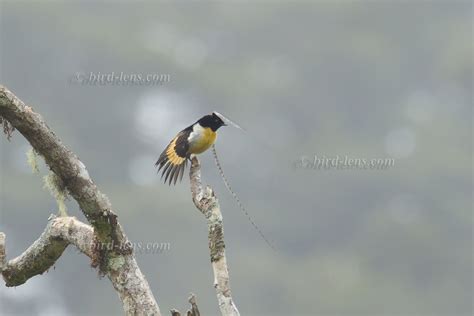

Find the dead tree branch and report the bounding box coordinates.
[1,216,93,287]
[0,86,126,255]
[170,293,201,316]
[0,86,161,315]
[189,157,240,316]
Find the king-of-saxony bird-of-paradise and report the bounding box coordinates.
[155,112,240,185]
[155,112,274,249]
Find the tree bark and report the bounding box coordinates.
[0,85,161,316]
[0,85,241,316]
[189,157,240,316]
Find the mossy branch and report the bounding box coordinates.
[0,85,161,315]
[26,147,40,173]
[43,172,69,216]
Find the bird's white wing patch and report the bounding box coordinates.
[188,124,205,144]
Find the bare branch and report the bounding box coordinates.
[1,216,91,286]
[187,293,201,316]
[0,86,161,316]
[189,157,240,316]
[170,293,201,316]
[0,215,160,314]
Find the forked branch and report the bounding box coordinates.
[1,216,94,287]
[0,85,160,315]
[0,85,240,316]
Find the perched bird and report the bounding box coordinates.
[156,112,274,248]
[155,112,229,185]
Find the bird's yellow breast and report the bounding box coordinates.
[188,126,216,154]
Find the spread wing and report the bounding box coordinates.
[155,129,191,185]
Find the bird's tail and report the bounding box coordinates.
[155,149,188,185]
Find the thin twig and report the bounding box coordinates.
[170,293,201,316]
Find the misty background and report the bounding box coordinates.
[0,1,472,315]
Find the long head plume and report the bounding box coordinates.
[213,112,245,131]
[211,144,276,251]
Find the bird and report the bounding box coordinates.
[155,112,274,248]
[155,112,230,185]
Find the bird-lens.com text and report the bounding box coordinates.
[91,240,171,254]
[70,71,171,86]
[295,155,395,170]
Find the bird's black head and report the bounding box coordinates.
[197,112,226,131]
